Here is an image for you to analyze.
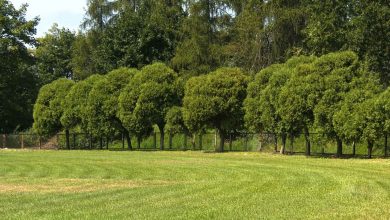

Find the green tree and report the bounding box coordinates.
[183,67,249,152]
[127,63,181,150]
[118,68,153,149]
[376,88,390,156]
[33,79,75,137]
[333,75,383,157]
[304,0,390,84]
[35,24,76,84]
[172,0,233,75]
[313,51,361,157]
[228,0,307,73]
[71,34,94,80]
[61,75,103,133]
[275,56,317,155]
[0,0,39,133]
[86,68,136,149]
[165,106,194,149]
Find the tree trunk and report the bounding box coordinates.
[124,130,132,150]
[368,141,374,159]
[106,136,109,150]
[304,129,311,156]
[65,129,70,150]
[169,131,173,150]
[258,134,263,152]
[39,136,42,150]
[274,133,278,153]
[352,141,356,157]
[218,131,225,152]
[159,126,165,150]
[99,136,103,149]
[336,137,343,158]
[384,134,388,157]
[192,134,196,150]
[280,133,287,154]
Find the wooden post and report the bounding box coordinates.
[153,132,157,149]
[21,134,24,149]
[89,134,92,150]
[2,134,6,148]
[214,130,217,150]
[169,131,173,150]
[199,134,203,151]
[65,130,70,150]
[290,135,294,154]
[57,134,60,149]
[183,134,187,150]
[122,133,125,150]
[384,135,388,157]
[245,136,248,152]
[229,133,232,151]
[274,134,278,153]
[73,133,76,150]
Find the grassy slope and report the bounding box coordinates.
[0,150,389,219]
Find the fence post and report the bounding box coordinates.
[183,134,187,150]
[89,134,92,150]
[65,130,70,150]
[39,136,42,150]
[153,132,157,149]
[214,130,217,150]
[384,135,388,157]
[245,135,248,152]
[2,134,6,148]
[73,133,76,150]
[56,134,59,149]
[229,133,232,151]
[122,133,125,150]
[290,136,294,154]
[199,134,203,151]
[169,131,173,150]
[274,134,278,153]
[21,134,24,149]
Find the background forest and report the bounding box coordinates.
[1,0,389,141]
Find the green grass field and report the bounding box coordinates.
[1,150,390,219]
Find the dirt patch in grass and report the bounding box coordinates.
[0,178,178,194]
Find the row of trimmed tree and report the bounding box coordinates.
[33,51,390,157]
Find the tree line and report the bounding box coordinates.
[33,51,390,158]
[1,0,389,135]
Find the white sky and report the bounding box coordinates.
[10,0,87,37]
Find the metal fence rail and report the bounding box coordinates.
[0,132,388,158]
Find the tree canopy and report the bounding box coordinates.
[183,67,249,152]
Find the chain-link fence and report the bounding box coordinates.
[1,132,388,157]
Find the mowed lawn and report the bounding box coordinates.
[1,151,390,219]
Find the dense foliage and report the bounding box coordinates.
[0,0,39,133]
[1,0,389,157]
